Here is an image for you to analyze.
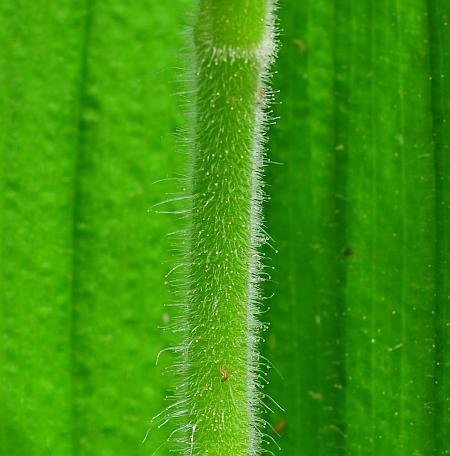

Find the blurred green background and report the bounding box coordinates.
[0,1,448,455]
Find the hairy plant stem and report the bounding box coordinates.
[178,1,276,454]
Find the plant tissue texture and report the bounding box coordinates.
[264,1,449,455]
[163,1,277,455]
[0,1,189,454]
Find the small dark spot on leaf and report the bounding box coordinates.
[293,38,307,55]
[272,419,286,437]
[343,246,354,257]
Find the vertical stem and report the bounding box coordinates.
[179,1,275,454]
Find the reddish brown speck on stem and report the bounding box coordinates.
[221,367,229,383]
[257,87,265,105]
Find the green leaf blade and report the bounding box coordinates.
[265,1,449,454]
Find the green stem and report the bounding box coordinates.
[173,1,275,454]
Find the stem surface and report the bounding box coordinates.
[179,1,275,454]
